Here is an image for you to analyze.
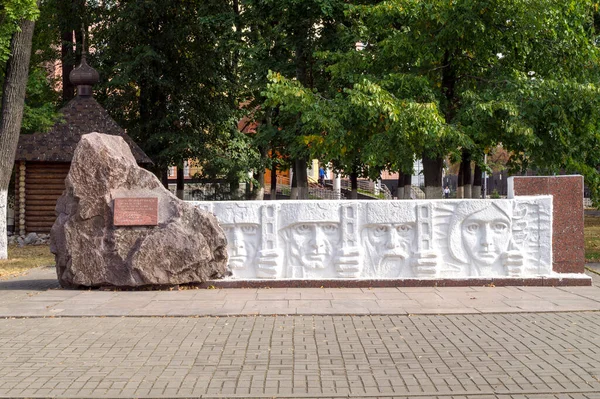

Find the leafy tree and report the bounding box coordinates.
[264,71,449,198]
[19,67,59,134]
[0,0,39,63]
[38,0,87,104]
[451,1,600,203]
[241,0,351,198]
[0,0,55,135]
[0,0,39,259]
[92,0,255,193]
[265,0,600,202]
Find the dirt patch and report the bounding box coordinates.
[0,245,55,280]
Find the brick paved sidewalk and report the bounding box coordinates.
[1,267,600,398]
[1,266,600,317]
[0,313,599,398]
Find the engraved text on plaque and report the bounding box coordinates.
[114,198,158,226]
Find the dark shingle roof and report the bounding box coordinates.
[15,95,152,164]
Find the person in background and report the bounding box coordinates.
[444,186,450,199]
[318,167,326,186]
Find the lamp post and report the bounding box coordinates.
[483,153,487,199]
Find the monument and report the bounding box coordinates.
[193,196,564,282]
[50,132,587,287]
[51,133,228,288]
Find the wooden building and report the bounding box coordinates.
[14,55,152,235]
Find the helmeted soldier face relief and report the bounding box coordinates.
[367,223,415,259]
[211,203,263,275]
[196,196,550,281]
[222,224,260,270]
[361,203,418,278]
[365,223,416,276]
[289,223,340,270]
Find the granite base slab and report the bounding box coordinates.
[199,274,591,288]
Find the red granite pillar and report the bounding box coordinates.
[508,175,585,274]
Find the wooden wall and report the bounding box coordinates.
[16,162,70,234]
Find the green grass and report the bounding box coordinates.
[0,245,55,280]
[356,188,386,199]
[585,215,600,262]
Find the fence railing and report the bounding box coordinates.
[173,177,404,201]
[339,179,393,199]
[276,176,347,199]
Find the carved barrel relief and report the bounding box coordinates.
[192,198,553,280]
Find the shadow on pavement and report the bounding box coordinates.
[0,278,59,291]
[0,266,59,291]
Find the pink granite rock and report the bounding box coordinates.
[50,133,227,288]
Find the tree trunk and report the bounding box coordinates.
[472,163,482,199]
[462,150,472,199]
[0,189,6,258]
[290,166,298,199]
[403,173,412,199]
[58,0,85,103]
[160,168,169,189]
[74,27,83,67]
[176,164,184,199]
[0,17,37,259]
[253,172,264,200]
[422,155,443,199]
[431,51,457,201]
[396,172,412,199]
[270,158,277,200]
[61,29,75,103]
[253,146,267,200]
[349,171,358,199]
[396,173,404,199]
[457,158,464,199]
[295,158,309,199]
[230,179,240,200]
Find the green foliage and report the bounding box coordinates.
[264,70,451,180]
[6,0,598,203]
[0,64,58,136]
[0,0,56,135]
[263,0,600,203]
[20,67,59,134]
[240,0,354,186]
[0,0,39,63]
[194,128,261,184]
[91,0,256,182]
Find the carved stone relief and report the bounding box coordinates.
[192,197,553,280]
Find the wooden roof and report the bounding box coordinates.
[15,95,152,164]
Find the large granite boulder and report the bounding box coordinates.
[51,132,227,288]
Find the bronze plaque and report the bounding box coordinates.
[113,198,158,226]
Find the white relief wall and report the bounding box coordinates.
[192,197,553,280]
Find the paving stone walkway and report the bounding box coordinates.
[0,267,599,398]
[1,267,600,316]
[1,313,600,398]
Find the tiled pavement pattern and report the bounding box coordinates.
[0,313,599,398]
[1,267,600,398]
[1,267,600,316]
